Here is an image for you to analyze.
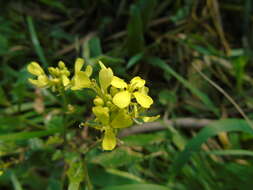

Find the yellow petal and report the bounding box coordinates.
[74,58,84,73]
[139,86,149,94]
[28,78,39,86]
[92,106,109,125]
[111,110,133,128]
[130,76,145,89]
[27,62,45,76]
[85,65,93,77]
[112,91,131,108]
[61,75,70,87]
[99,66,113,92]
[71,71,91,90]
[142,115,160,122]
[102,129,116,150]
[133,92,153,108]
[111,76,127,88]
[28,75,48,88]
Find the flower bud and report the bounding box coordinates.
[51,78,60,84]
[106,101,113,107]
[58,61,66,69]
[48,67,60,76]
[93,97,104,106]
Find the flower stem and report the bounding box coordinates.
[83,159,93,190]
[60,90,68,146]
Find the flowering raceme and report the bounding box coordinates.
[27,58,159,150]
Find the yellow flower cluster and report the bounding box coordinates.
[27,58,159,150]
[27,58,92,92]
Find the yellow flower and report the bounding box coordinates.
[92,105,133,150]
[27,62,49,88]
[98,61,113,93]
[111,109,133,128]
[58,61,71,87]
[112,76,153,109]
[142,115,160,122]
[71,58,92,90]
[48,61,71,88]
[92,106,110,126]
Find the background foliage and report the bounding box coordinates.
[1,0,253,189]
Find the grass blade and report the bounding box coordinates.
[147,57,219,115]
[170,119,253,177]
[11,173,23,190]
[0,128,62,142]
[101,184,171,190]
[126,5,145,55]
[206,149,253,157]
[26,16,48,66]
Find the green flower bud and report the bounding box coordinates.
[106,101,113,107]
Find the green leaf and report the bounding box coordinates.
[170,119,253,176]
[26,16,48,67]
[89,37,102,57]
[101,184,171,190]
[148,57,219,115]
[90,148,142,168]
[0,128,62,142]
[66,156,85,190]
[232,56,248,92]
[126,53,144,69]
[136,0,157,31]
[38,0,66,11]
[105,168,145,183]
[90,55,125,65]
[206,149,253,157]
[123,132,166,146]
[11,173,23,190]
[46,116,64,130]
[126,5,145,55]
[158,89,177,106]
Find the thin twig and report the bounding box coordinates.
[119,118,213,137]
[192,64,253,129]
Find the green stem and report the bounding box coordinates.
[60,90,68,149]
[83,159,93,190]
[60,89,69,188]
[91,80,107,102]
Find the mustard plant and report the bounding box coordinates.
[27,58,159,151]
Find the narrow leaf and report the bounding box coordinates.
[101,184,171,190]
[170,119,253,176]
[148,57,219,115]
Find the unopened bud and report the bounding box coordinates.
[93,97,104,106]
[51,78,60,84]
[58,61,65,69]
[106,101,113,107]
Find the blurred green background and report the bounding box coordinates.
[1,0,253,189]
